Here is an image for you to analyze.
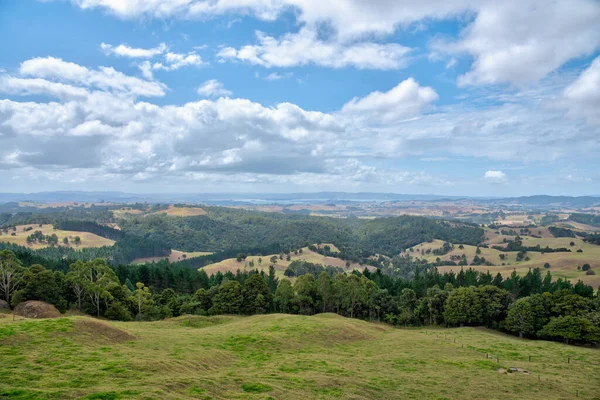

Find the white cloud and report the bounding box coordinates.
[152,52,205,71]
[341,78,438,122]
[217,28,411,70]
[197,79,232,97]
[57,0,600,85]
[2,54,599,192]
[562,56,600,125]
[484,170,507,183]
[19,57,166,97]
[436,0,600,86]
[100,42,167,58]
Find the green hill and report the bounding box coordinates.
[1,313,598,399]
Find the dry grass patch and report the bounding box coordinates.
[0,224,115,249]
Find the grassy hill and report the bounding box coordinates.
[0,224,115,249]
[200,244,364,279]
[0,313,598,399]
[413,237,600,288]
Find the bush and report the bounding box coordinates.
[586,270,595,275]
[582,264,591,271]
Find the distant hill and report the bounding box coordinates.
[0,191,598,207]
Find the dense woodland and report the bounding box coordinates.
[0,248,598,345]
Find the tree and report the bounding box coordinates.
[538,316,600,344]
[63,237,69,245]
[294,274,317,315]
[133,282,152,320]
[11,264,67,311]
[443,287,482,326]
[504,298,536,338]
[211,280,243,314]
[270,256,278,264]
[544,262,550,269]
[242,274,272,314]
[0,250,24,305]
[317,272,332,313]
[85,259,120,317]
[274,279,294,313]
[343,274,366,318]
[67,261,87,311]
[74,236,81,245]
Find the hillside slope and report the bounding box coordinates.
[1,314,598,399]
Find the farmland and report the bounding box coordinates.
[0,224,115,249]
[1,313,598,400]
[200,244,362,278]
[416,235,600,288]
[133,250,214,264]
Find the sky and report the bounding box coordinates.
[0,0,599,196]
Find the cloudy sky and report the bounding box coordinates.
[0,0,599,196]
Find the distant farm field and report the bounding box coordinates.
[133,250,213,264]
[151,205,207,217]
[416,236,600,288]
[0,313,598,399]
[200,245,362,278]
[0,224,115,249]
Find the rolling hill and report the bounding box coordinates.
[0,313,598,399]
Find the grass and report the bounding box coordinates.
[151,205,207,217]
[200,245,364,279]
[132,250,213,264]
[0,224,115,249]
[413,238,600,289]
[0,314,598,399]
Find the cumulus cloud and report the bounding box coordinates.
[197,79,232,97]
[484,170,507,183]
[100,42,167,58]
[562,56,600,125]
[341,78,438,122]
[101,42,205,75]
[218,28,411,70]
[19,57,166,97]
[441,0,600,86]
[56,0,600,85]
[1,54,599,191]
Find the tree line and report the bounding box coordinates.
[1,249,598,345]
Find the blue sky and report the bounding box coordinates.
[0,0,599,196]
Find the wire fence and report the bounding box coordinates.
[420,329,598,398]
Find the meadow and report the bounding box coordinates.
[0,224,115,249]
[0,313,598,399]
[199,244,363,279]
[414,234,600,288]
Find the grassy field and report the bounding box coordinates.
[415,236,600,289]
[133,250,213,264]
[0,313,598,399]
[200,245,363,279]
[151,205,207,217]
[0,224,115,249]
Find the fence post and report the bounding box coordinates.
[568,357,570,364]
[528,355,531,362]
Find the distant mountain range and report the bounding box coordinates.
[0,191,599,208]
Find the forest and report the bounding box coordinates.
[1,248,598,345]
